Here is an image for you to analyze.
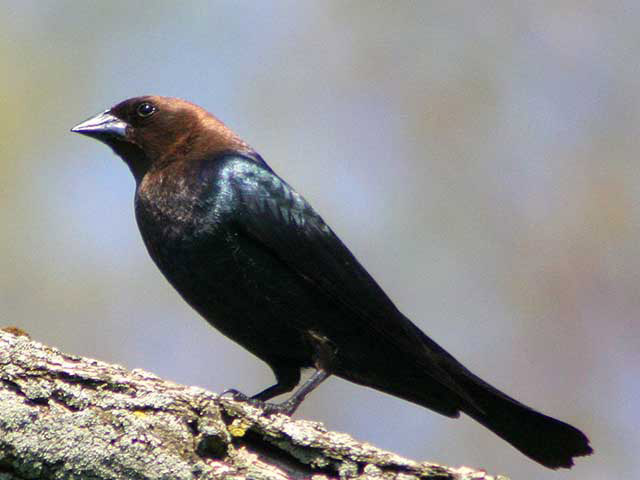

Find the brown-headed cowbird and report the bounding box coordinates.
[72,96,592,469]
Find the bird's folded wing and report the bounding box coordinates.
[218,156,474,406]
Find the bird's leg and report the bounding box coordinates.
[221,365,300,411]
[222,332,336,416]
[260,330,334,415]
[222,368,329,415]
[264,368,329,415]
[252,366,301,401]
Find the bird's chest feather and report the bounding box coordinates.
[133,166,311,355]
[134,171,236,287]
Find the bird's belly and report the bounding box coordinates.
[143,228,317,366]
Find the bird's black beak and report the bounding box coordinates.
[71,110,128,140]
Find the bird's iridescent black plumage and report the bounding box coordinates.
[72,96,592,469]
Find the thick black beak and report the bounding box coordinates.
[71,110,128,139]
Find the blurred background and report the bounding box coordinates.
[1,1,637,478]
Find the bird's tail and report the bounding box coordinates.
[454,369,593,469]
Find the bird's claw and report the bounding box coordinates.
[261,401,296,416]
[220,388,249,401]
[220,388,295,416]
[221,388,266,409]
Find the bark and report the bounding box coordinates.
[0,328,506,480]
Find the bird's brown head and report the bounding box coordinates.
[72,96,253,182]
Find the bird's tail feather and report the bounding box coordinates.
[453,370,593,469]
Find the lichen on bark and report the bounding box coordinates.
[0,328,505,480]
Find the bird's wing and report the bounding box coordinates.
[224,156,403,328]
[215,156,474,405]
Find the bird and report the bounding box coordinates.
[71,95,592,469]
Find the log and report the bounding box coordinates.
[0,328,504,480]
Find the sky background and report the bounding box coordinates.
[2,2,638,479]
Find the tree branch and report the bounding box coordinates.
[0,328,505,480]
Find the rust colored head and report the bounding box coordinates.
[71,96,254,181]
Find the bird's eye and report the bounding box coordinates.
[136,102,156,118]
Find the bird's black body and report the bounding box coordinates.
[72,96,593,469]
[135,152,472,411]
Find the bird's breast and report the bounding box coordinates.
[132,175,315,363]
[135,181,225,266]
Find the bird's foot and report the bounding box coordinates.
[220,389,296,416]
[220,388,250,401]
[260,400,297,416]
